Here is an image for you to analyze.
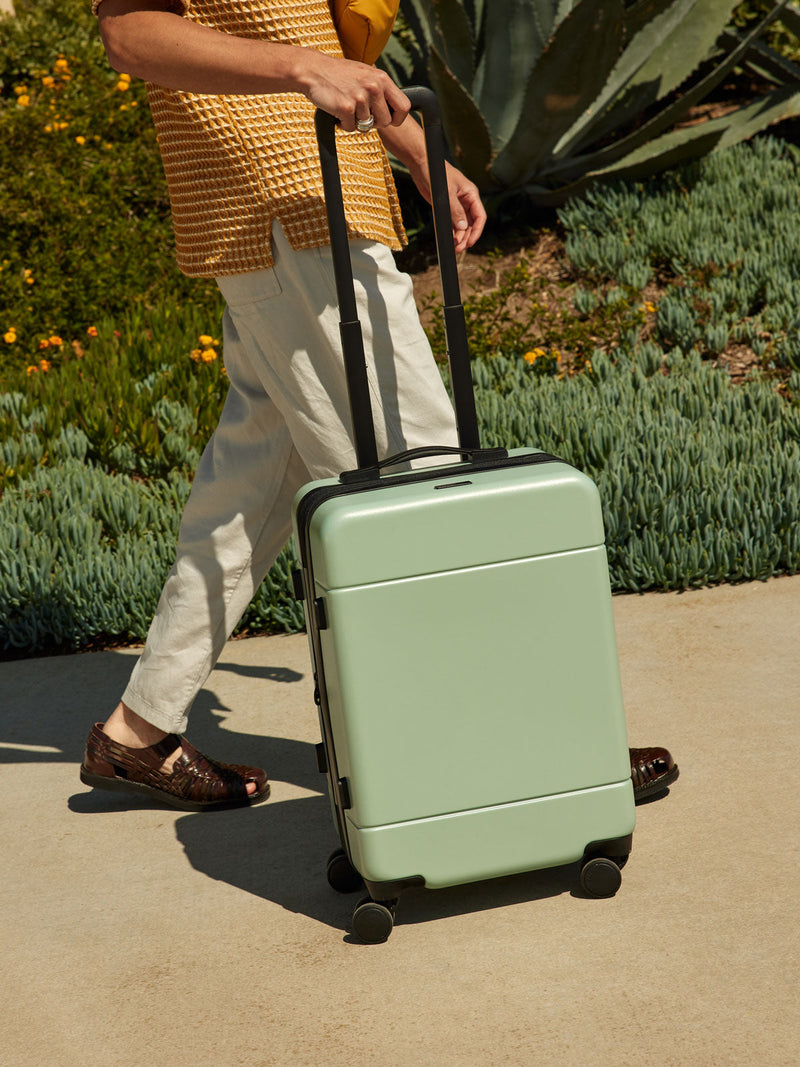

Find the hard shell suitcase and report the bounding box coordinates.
[291,89,635,942]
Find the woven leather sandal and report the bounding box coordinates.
[630,746,679,803]
[79,723,270,811]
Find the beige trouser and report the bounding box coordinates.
[122,224,458,733]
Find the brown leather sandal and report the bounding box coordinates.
[630,746,679,803]
[79,723,270,811]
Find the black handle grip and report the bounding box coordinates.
[339,445,508,484]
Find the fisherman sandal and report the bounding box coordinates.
[630,745,679,803]
[79,722,270,811]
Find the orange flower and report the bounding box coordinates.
[87,326,98,337]
[523,348,547,365]
[26,365,39,376]
[39,359,52,372]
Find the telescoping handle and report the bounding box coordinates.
[314,86,484,475]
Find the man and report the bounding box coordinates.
[80,0,678,810]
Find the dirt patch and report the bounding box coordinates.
[407,231,764,382]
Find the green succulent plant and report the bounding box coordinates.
[382,0,800,202]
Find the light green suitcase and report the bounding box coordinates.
[291,92,635,943]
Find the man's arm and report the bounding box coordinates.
[379,120,487,253]
[96,0,409,131]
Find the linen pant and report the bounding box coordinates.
[122,224,458,733]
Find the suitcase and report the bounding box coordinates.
[291,88,635,943]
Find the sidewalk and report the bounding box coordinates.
[1,576,798,1065]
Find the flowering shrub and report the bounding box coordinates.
[0,0,220,371]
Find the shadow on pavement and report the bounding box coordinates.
[0,649,310,787]
[170,796,579,936]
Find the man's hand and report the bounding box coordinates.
[296,53,410,132]
[380,122,487,253]
[408,157,487,254]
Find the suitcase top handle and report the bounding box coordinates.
[315,87,483,476]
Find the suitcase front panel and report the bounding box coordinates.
[317,543,629,829]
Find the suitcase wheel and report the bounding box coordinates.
[352,897,397,944]
[326,848,364,894]
[579,856,623,898]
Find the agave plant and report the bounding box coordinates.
[381,0,800,202]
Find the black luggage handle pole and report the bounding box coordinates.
[315,109,380,469]
[403,87,481,452]
[315,86,481,468]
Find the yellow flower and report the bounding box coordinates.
[523,347,547,365]
[26,365,39,376]
[116,80,130,92]
[198,334,214,346]
[87,326,98,337]
[3,329,17,344]
[13,85,28,96]
[16,95,31,108]
[44,125,53,133]
[42,76,55,88]
[200,347,218,363]
[48,335,63,346]
[24,269,34,286]
[189,348,202,362]
[39,359,52,372]
[54,58,70,73]
[75,136,86,146]
[643,301,657,314]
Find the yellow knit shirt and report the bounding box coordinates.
[92,0,406,277]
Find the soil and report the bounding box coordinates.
[406,230,764,384]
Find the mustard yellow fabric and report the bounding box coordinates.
[92,0,405,276]
[330,0,400,64]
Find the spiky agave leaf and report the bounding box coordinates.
[427,47,494,184]
[527,83,800,203]
[543,0,790,184]
[472,0,557,147]
[491,0,626,187]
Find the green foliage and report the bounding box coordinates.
[559,136,800,371]
[0,459,303,653]
[423,249,648,372]
[382,0,800,203]
[4,345,798,653]
[0,0,219,368]
[474,350,800,591]
[733,0,800,63]
[0,299,226,493]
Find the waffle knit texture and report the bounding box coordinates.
[92,0,406,276]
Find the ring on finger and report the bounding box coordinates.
[356,114,375,133]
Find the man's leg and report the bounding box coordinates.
[84,226,456,805]
[87,308,309,801]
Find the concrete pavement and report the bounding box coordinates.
[1,576,798,1065]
